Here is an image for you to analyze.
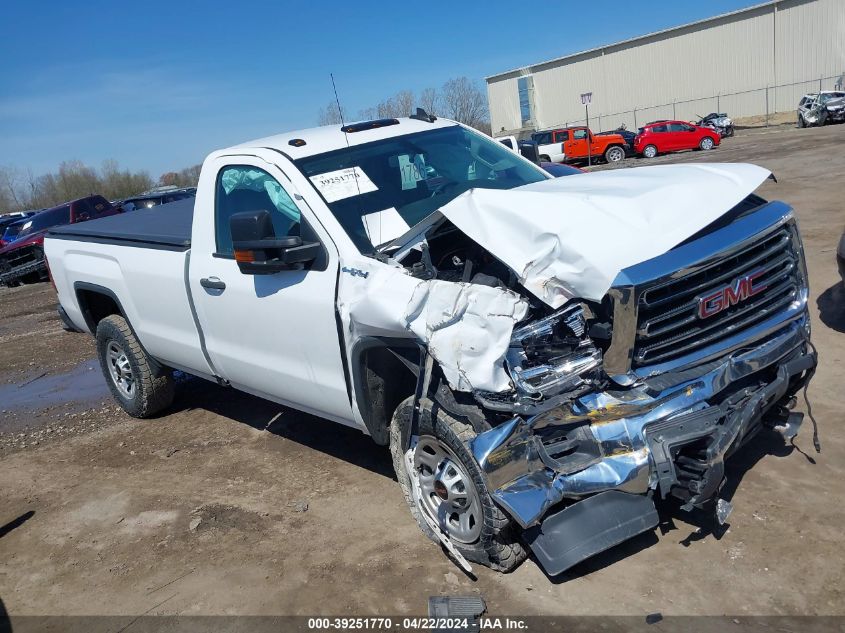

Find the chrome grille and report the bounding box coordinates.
[633,224,801,367]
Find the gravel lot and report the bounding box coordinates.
[1,122,843,618]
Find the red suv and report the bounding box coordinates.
[634,120,720,158]
[0,195,122,286]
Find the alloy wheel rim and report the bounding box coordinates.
[645,146,656,158]
[609,148,623,162]
[106,341,135,399]
[410,436,483,544]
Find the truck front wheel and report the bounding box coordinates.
[96,315,175,418]
[604,146,625,163]
[389,396,527,572]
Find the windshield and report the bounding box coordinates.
[295,125,547,252]
[820,92,845,103]
[18,205,71,238]
[2,223,24,242]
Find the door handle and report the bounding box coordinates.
[200,277,226,291]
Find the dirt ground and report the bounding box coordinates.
[1,123,844,619]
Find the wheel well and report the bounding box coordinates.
[540,154,551,162]
[76,288,122,333]
[357,345,418,446]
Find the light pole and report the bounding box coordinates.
[581,92,593,167]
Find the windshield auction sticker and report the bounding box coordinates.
[310,166,378,203]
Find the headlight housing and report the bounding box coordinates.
[506,303,602,399]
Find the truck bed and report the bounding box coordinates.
[48,198,193,250]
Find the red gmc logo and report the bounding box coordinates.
[697,270,767,319]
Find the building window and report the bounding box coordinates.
[518,76,534,126]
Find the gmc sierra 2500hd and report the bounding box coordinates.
[45,112,817,576]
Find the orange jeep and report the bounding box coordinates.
[562,126,629,164]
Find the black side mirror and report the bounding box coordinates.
[518,140,540,164]
[230,209,320,275]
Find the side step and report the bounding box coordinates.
[523,490,659,576]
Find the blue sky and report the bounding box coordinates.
[1,0,759,178]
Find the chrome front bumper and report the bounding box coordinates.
[471,314,814,529]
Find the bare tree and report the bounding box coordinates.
[0,166,25,210]
[318,100,347,125]
[419,87,440,116]
[441,77,489,131]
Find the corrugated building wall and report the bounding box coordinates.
[487,0,845,135]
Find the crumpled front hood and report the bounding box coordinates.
[439,163,771,308]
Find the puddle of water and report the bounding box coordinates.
[0,360,110,413]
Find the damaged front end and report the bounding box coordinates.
[466,201,816,575]
[340,163,816,576]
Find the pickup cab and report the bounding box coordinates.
[45,114,817,577]
[529,128,568,163]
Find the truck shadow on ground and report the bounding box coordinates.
[167,375,804,584]
[816,282,845,333]
[170,378,396,480]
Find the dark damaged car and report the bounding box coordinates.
[44,116,817,576]
[0,196,122,286]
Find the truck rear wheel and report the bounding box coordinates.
[96,315,174,418]
[389,396,527,573]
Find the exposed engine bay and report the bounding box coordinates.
[395,218,609,413]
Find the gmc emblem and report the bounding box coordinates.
[697,270,767,319]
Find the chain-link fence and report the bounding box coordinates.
[544,74,843,133]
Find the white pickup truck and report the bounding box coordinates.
[46,111,817,576]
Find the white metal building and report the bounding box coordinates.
[486,0,845,135]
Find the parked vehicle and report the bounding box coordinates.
[0,211,36,238]
[0,196,121,286]
[1,218,31,248]
[46,114,816,577]
[540,162,584,177]
[120,188,196,212]
[696,112,735,138]
[797,92,845,127]
[596,125,637,153]
[495,136,541,163]
[532,127,629,165]
[635,120,721,158]
[838,228,845,283]
[564,126,630,164]
[529,129,568,163]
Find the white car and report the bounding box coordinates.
[45,113,816,577]
[797,91,845,127]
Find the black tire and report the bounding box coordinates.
[96,314,174,418]
[642,144,658,159]
[699,137,715,151]
[389,396,527,573]
[797,115,805,128]
[539,154,551,162]
[604,145,625,163]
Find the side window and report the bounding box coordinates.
[90,196,112,217]
[653,124,668,133]
[533,132,552,145]
[554,131,569,142]
[215,165,301,255]
[74,199,92,219]
[668,123,686,132]
[573,129,587,141]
